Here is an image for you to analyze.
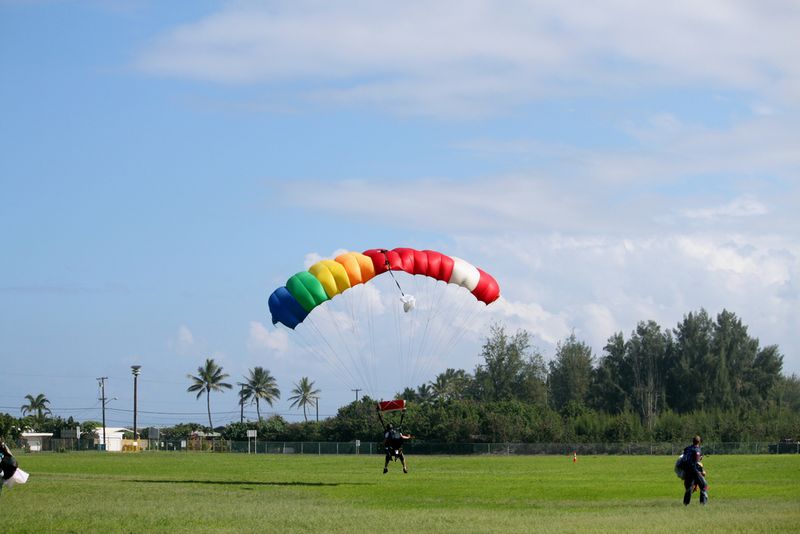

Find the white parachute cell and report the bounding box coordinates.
[449,257,481,291]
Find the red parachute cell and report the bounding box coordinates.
[377,399,406,412]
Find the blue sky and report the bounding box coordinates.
[2,1,798,427]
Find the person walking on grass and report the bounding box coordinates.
[678,435,709,506]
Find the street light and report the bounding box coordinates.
[131,365,141,443]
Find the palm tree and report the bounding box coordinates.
[397,386,419,402]
[187,358,232,429]
[288,377,320,422]
[21,393,51,425]
[240,367,281,421]
[416,383,433,403]
[430,368,469,402]
[430,374,450,401]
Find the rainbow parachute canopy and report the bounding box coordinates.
[268,248,500,329]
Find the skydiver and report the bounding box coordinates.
[677,435,708,505]
[377,408,412,474]
[382,422,411,474]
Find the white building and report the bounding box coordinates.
[20,432,53,452]
[95,427,130,452]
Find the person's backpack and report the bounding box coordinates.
[674,455,687,478]
[674,446,696,477]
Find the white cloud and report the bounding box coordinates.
[485,232,800,364]
[135,1,800,116]
[675,234,792,285]
[248,321,290,353]
[680,196,768,220]
[303,248,349,269]
[168,324,196,355]
[489,297,572,346]
[177,325,194,345]
[751,102,776,116]
[579,303,619,351]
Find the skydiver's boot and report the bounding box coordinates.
[683,489,692,506]
[700,489,708,505]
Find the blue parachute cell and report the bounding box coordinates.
[268,286,309,329]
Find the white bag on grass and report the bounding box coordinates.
[3,468,29,489]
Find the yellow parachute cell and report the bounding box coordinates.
[309,259,351,299]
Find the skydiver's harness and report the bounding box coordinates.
[378,409,407,460]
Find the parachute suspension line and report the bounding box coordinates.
[358,284,380,399]
[304,315,363,389]
[312,306,376,398]
[431,299,483,379]
[390,280,407,390]
[296,317,361,390]
[399,287,414,391]
[407,277,454,387]
[346,285,374,397]
[406,275,436,388]
[379,249,406,297]
[410,285,479,388]
[364,285,380,399]
[321,303,376,397]
[388,269,405,295]
[404,275,423,389]
[426,289,477,372]
[427,293,485,385]
[404,276,419,362]
[399,275,432,390]
[379,249,413,392]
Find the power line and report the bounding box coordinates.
[0,372,106,379]
[0,405,97,412]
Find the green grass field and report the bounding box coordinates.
[2,452,799,533]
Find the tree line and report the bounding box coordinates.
[2,308,799,444]
[404,309,791,425]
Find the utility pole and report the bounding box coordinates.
[314,396,319,422]
[351,388,361,402]
[131,365,141,443]
[239,384,244,424]
[97,377,108,450]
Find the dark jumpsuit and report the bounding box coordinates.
[1,443,19,482]
[384,429,405,462]
[681,444,708,505]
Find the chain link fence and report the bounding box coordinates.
[24,438,800,455]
